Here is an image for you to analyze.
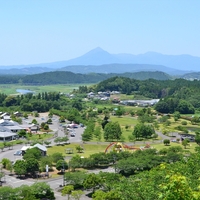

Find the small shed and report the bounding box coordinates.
[66,148,73,154]
[21,143,47,156]
[33,143,47,156]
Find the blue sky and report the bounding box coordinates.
[0,0,200,65]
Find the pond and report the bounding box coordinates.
[16,89,35,94]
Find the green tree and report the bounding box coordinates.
[26,158,39,176]
[40,156,53,172]
[40,122,46,129]
[34,112,39,117]
[51,152,64,163]
[152,133,158,142]
[23,147,42,160]
[83,173,102,193]
[93,190,121,200]
[61,136,69,144]
[76,145,84,153]
[59,116,65,123]
[18,129,27,137]
[163,139,170,146]
[104,121,122,141]
[115,106,124,117]
[54,137,62,145]
[128,135,136,144]
[195,131,200,145]
[16,185,38,200]
[64,171,88,188]
[176,100,195,114]
[0,186,17,200]
[191,116,200,125]
[159,174,200,200]
[93,126,102,141]
[173,111,181,121]
[47,118,52,124]
[32,119,38,125]
[62,185,74,200]
[44,124,49,130]
[98,171,122,191]
[69,155,82,172]
[132,123,155,139]
[1,158,10,168]
[182,139,189,149]
[44,141,51,147]
[31,182,55,200]
[56,160,68,172]
[23,113,28,119]
[71,190,84,200]
[13,160,27,177]
[101,115,109,130]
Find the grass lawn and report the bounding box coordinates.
[47,143,108,159]
[47,141,199,159]
[27,133,53,140]
[151,141,198,153]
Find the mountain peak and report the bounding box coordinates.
[143,51,163,56]
[86,47,109,55]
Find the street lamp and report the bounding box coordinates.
[62,161,65,186]
[0,164,3,186]
[113,155,116,173]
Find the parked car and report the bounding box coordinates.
[80,123,84,127]
[14,150,22,156]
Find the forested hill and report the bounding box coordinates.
[94,76,200,114]
[121,71,171,80]
[0,71,170,85]
[181,72,200,80]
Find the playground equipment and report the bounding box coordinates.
[104,142,147,153]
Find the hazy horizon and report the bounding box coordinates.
[1,0,200,65]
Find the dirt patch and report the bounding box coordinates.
[39,112,49,118]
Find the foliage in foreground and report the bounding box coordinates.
[0,182,55,200]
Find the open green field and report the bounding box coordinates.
[47,141,199,160]
[150,141,198,153]
[47,143,108,159]
[0,84,93,95]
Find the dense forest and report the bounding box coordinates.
[0,71,170,84]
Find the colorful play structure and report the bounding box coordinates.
[104,142,151,153]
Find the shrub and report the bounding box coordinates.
[181,121,187,125]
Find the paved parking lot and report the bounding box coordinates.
[0,113,87,199]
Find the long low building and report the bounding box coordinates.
[120,99,160,106]
[0,129,17,141]
[0,119,39,142]
[0,126,18,141]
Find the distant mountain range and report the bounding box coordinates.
[0,47,200,77]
